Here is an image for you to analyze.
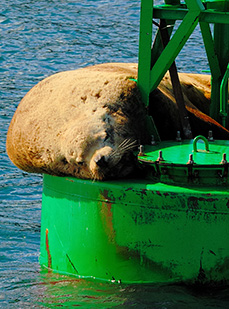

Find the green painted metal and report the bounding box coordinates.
[193,135,209,152]
[220,64,229,127]
[210,14,229,122]
[154,6,229,24]
[199,22,221,79]
[151,19,175,69]
[138,0,153,107]
[206,0,229,11]
[150,9,203,92]
[138,0,229,128]
[138,139,229,186]
[138,0,161,141]
[138,139,229,165]
[40,172,229,284]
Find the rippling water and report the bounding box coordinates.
[1,0,229,307]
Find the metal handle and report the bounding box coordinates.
[193,135,209,152]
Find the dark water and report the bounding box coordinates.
[1,0,229,307]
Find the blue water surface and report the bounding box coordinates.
[1,0,229,307]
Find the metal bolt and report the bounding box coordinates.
[220,153,228,164]
[157,150,164,162]
[208,130,214,141]
[151,135,156,145]
[176,131,182,142]
[138,145,145,156]
[161,168,168,175]
[187,154,194,165]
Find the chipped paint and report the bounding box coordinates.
[99,190,116,244]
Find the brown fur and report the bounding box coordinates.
[6,63,150,180]
[6,63,229,180]
[150,71,229,140]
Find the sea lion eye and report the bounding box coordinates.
[104,128,114,142]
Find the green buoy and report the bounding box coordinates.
[40,0,229,285]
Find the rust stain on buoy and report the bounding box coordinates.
[45,228,52,269]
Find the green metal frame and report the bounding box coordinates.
[138,0,229,136]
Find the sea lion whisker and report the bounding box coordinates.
[119,143,137,152]
[116,139,130,149]
[112,139,136,154]
[119,140,137,150]
[107,140,133,159]
[109,150,118,157]
[117,138,133,149]
[109,151,121,160]
[109,143,136,160]
[115,144,137,154]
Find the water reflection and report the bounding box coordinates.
[36,270,127,308]
[32,270,229,308]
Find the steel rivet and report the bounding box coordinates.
[151,135,156,145]
[208,130,214,141]
[187,154,194,165]
[157,150,164,162]
[220,153,228,164]
[138,145,145,156]
[176,131,182,142]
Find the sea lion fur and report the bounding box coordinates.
[6,63,150,180]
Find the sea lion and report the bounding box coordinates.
[6,63,229,180]
[6,63,150,180]
[150,71,229,140]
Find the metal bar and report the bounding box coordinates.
[138,0,153,107]
[151,20,174,68]
[211,23,229,122]
[199,22,221,79]
[185,0,204,11]
[150,10,201,92]
[214,24,229,74]
[138,0,160,141]
[220,64,229,127]
[159,19,192,139]
[153,8,229,24]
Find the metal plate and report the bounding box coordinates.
[138,138,229,185]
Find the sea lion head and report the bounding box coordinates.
[6,63,150,180]
[60,117,140,180]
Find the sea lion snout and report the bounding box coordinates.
[94,153,108,168]
[90,146,113,179]
[90,142,138,180]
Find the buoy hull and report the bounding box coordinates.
[40,174,229,284]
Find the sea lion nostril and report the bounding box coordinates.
[94,154,107,167]
[94,153,102,163]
